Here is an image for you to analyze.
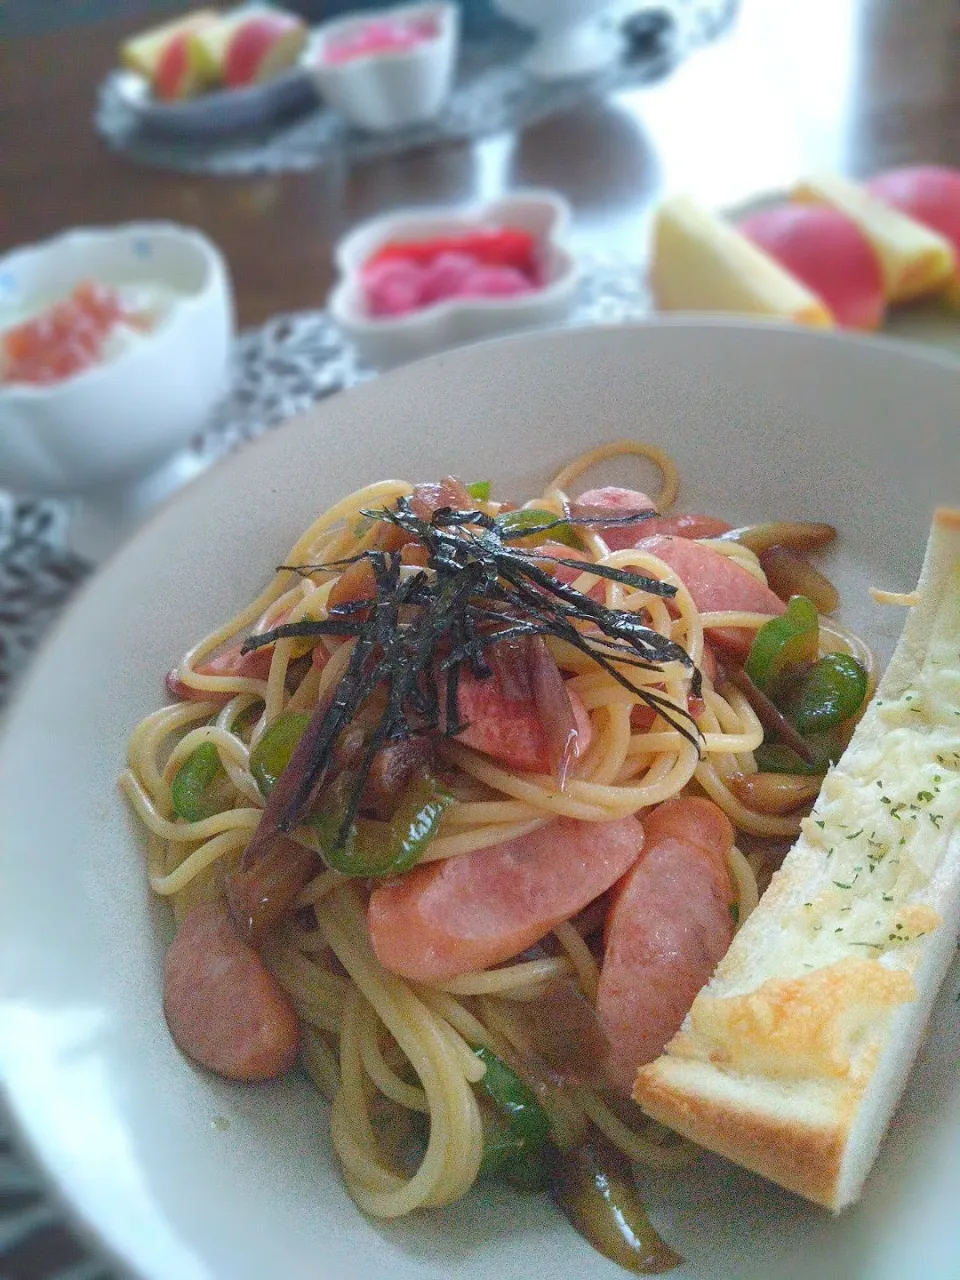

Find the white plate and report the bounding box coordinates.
[109,47,320,139]
[1,320,960,1280]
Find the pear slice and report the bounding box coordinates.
[794,174,956,304]
[650,196,833,328]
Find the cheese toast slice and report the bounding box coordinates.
[634,508,960,1211]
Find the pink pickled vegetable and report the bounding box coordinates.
[324,17,437,65]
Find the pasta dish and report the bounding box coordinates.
[120,441,874,1272]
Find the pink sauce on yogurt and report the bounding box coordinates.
[323,16,439,65]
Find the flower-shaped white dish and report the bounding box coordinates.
[309,2,459,133]
[0,223,234,495]
[328,190,579,369]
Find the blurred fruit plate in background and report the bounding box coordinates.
[115,3,320,137]
[731,185,960,360]
[649,167,960,361]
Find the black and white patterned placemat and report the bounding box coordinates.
[0,498,91,712]
[95,1,738,176]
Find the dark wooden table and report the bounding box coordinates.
[5,0,958,329]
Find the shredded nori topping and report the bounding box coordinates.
[242,500,701,840]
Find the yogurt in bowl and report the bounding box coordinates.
[0,223,234,494]
[1,280,182,387]
[321,12,441,64]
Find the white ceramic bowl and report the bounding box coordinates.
[309,2,459,133]
[328,190,580,369]
[1,323,960,1280]
[0,223,234,494]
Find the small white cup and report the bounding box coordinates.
[309,2,459,133]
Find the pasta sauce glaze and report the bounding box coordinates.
[126,451,868,1276]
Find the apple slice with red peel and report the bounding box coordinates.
[225,13,308,88]
[153,30,210,102]
[866,167,960,254]
[120,9,218,82]
[738,203,886,331]
[650,196,833,328]
[793,173,955,303]
[866,166,960,309]
[193,10,309,89]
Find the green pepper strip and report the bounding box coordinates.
[744,594,819,694]
[249,711,312,798]
[475,1046,551,1191]
[249,711,452,877]
[230,700,264,744]
[495,507,584,550]
[783,652,869,736]
[467,480,492,501]
[315,773,453,877]
[171,742,226,822]
[754,726,849,776]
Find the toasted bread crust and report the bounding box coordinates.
[635,1056,847,1207]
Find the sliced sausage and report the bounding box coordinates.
[410,476,473,521]
[450,648,593,773]
[597,797,735,1095]
[570,487,732,550]
[645,513,734,540]
[520,541,607,603]
[525,539,593,581]
[571,485,658,515]
[570,486,659,550]
[163,901,300,1082]
[635,533,785,660]
[166,640,276,703]
[327,557,376,611]
[368,815,646,983]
